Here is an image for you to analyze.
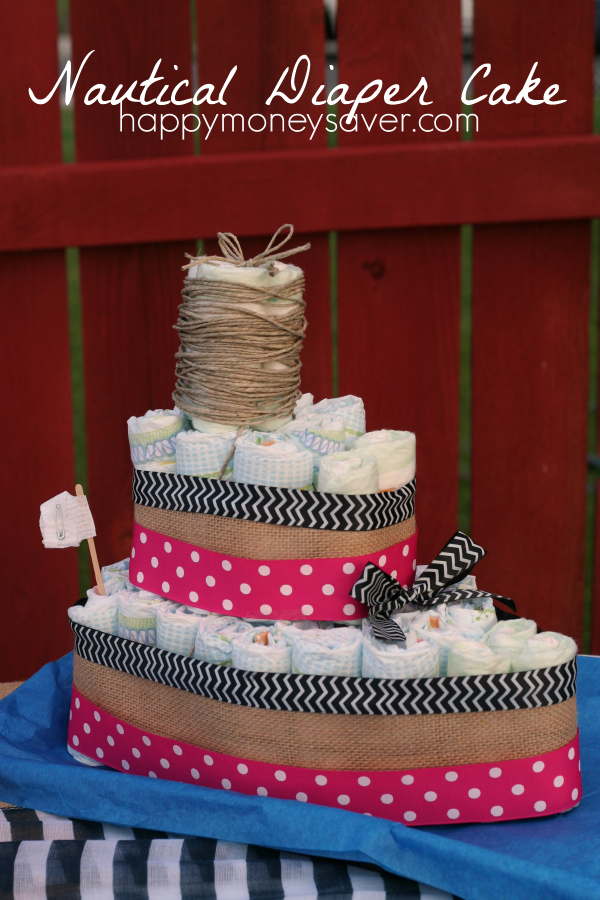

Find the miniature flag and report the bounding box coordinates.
[39,491,96,549]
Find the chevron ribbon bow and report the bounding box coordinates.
[351,530,513,643]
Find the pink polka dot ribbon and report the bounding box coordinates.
[69,686,582,826]
[129,522,418,620]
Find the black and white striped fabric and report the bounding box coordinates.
[0,807,455,899]
[351,531,514,642]
[71,623,577,716]
[132,469,416,531]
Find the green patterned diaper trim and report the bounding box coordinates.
[196,467,234,479]
[378,458,414,474]
[128,419,184,447]
[118,615,157,629]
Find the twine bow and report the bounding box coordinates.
[183,224,311,277]
[350,531,516,643]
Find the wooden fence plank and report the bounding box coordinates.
[336,0,462,562]
[197,0,331,400]
[0,1,79,680]
[471,0,594,639]
[70,0,195,569]
[1,136,600,251]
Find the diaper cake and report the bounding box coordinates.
[60,225,581,827]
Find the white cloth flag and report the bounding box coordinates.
[39,491,96,549]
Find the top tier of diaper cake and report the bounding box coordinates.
[126,226,418,622]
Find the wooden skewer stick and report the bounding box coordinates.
[75,484,105,596]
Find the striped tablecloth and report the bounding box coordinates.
[0,807,455,900]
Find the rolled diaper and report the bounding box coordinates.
[231,626,292,673]
[413,615,462,676]
[278,620,330,644]
[157,602,210,656]
[101,559,134,596]
[291,627,362,676]
[317,451,379,494]
[283,414,346,484]
[101,557,129,573]
[484,618,538,666]
[176,429,238,479]
[117,591,166,645]
[294,393,314,415]
[233,431,313,489]
[68,590,118,636]
[447,640,511,676]
[362,628,439,679]
[193,616,253,665]
[391,606,425,634]
[354,430,416,491]
[67,745,104,767]
[512,632,577,672]
[296,395,366,448]
[446,604,497,641]
[128,408,189,471]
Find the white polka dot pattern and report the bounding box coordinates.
[68,688,582,828]
[128,520,418,620]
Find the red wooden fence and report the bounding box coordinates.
[1,0,598,681]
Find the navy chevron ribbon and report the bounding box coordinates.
[350,530,514,643]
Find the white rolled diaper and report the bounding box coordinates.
[68,590,118,636]
[233,431,313,489]
[391,607,424,634]
[67,745,104,767]
[157,602,210,656]
[100,559,135,596]
[291,627,362,676]
[362,629,439,679]
[447,640,511,676]
[294,393,314,415]
[128,408,189,471]
[483,618,538,666]
[231,626,292,673]
[413,615,462,677]
[282,414,346,484]
[354,430,416,491]
[446,605,497,641]
[117,591,166,645]
[296,395,366,448]
[512,631,577,672]
[317,451,379,494]
[193,616,253,665]
[176,429,238,480]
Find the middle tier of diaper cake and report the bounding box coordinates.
[128,459,417,623]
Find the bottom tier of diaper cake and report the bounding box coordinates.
[66,621,582,827]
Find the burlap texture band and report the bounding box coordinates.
[73,654,578,772]
[134,504,417,560]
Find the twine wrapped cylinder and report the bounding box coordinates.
[173,225,310,431]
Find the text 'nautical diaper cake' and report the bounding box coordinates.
[54,225,581,827]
